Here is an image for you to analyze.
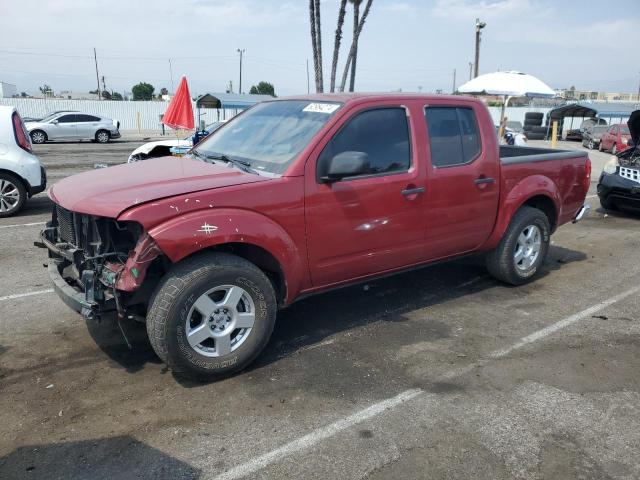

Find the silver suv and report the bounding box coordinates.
[26,112,121,144]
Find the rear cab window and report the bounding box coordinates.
[317,107,411,180]
[424,106,481,167]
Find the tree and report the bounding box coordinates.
[111,92,123,101]
[160,87,169,97]
[131,82,155,101]
[309,0,323,92]
[348,0,362,92]
[249,81,276,97]
[20,92,27,98]
[330,0,348,92]
[101,90,112,100]
[339,0,373,92]
[39,84,52,97]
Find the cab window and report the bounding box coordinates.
[425,107,481,167]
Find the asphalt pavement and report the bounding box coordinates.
[0,140,638,480]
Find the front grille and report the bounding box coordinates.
[56,205,76,244]
[619,166,640,184]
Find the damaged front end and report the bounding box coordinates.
[36,204,164,320]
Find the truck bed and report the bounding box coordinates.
[500,145,589,165]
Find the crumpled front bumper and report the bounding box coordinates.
[598,171,640,210]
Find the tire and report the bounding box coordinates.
[524,112,544,120]
[146,252,277,380]
[530,126,549,134]
[95,130,110,143]
[598,194,618,211]
[612,144,617,155]
[587,139,595,150]
[30,130,47,144]
[486,206,550,285]
[0,172,27,218]
[598,142,604,152]
[524,119,543,127]
[525,132,545,140]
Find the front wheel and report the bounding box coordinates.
[486,206,550,285]
[588,139,595,150]
[146,252,277,380]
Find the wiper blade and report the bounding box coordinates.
[203,153,257,174]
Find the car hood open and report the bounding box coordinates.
[628,109,639,144]
[49,156,269,217]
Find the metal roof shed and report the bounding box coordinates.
[195,93,272,110]
[547,101,639,124]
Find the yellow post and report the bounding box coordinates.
[551,120,558,149]
[136,111,141,135]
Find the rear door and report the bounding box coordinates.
[602,125,616,150]
[75,114,101,139]
[304,102,427,287]
[421,102,500,260]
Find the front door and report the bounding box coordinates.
[305,104,427,287]
[421,102,500,260]
[50,114,78,140]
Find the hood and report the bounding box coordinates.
[628,110,639,144]
[49,156,269,217]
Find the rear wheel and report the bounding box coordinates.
[588,139,595,149]
[95,130,110,143]
[0,173,27,217]
[486,206,550,285]
[146,252,277,380]
[30,130,47,144]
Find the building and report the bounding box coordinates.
[556,87,640,102]
[0,82,17,98]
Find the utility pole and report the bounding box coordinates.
[237,48,245,94]
[452,69,457,93]
[306,59,310,94]
[93,47,101,100]
[169,59,174,94]
[468,62,473,81]
[474,18,486,78]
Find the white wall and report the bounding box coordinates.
[0,98,240,131]
[0,82,18,99]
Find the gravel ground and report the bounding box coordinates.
[0,140,638,480]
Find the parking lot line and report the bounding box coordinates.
[0,221,46,230]
[0,289,53,302]
[212,283,640,480]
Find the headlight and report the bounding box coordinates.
[603,156,619,174]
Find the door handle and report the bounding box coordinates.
[401,186,425,196]
[474,177,495,185]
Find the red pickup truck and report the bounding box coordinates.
[39,94,590,379]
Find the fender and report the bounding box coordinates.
[147,208,305,305]
[480,174,561,251]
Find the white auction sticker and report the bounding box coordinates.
[303,103,340,114]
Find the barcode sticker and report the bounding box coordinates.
[303,103,340,114]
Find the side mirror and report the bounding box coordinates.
[322,151,369,182]
[51,119,58,125]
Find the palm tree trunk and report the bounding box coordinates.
[309,0,324,93]
[330,0,348,93]
[339,0,372,93]
[348,0,360,92]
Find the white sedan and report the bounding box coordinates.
[127,121,226,163]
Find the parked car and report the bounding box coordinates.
[0,106,46,217]
[599,123,632,154]
[38,94,590,379]
[127,121,226,163]
[581,125,608,149]
[565,117,607,141]
[597,110,639,212]
[25,112,120,144]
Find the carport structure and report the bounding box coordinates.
[195,92,272,124]
[546,101,639,132]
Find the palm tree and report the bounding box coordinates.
[309,0,324,92]
[339,0,372,93]
[348,0,361,92]
[330,0,348,93]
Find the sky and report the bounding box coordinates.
[1,0,638,97]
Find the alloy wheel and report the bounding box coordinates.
[514,224,541,271]
[0,179,21,213]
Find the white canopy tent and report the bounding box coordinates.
[458,71,556,138]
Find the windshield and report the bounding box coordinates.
[192,100,342,174]
[39,113,59,123]
[592,126,607,133]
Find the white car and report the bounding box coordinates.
[127,121,226,162]
[26,111,121,144]
[0,106,46,216]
